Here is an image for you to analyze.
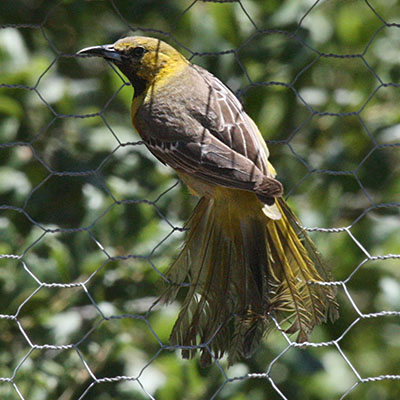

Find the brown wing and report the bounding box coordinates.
[192,65,272,177]
[138,64,283,203]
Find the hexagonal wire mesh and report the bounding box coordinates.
[0,0,399,399]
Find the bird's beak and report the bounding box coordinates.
[76,44,123,62]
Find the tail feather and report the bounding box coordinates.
[162,193,338,366]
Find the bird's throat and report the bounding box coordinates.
[130,74,148,98]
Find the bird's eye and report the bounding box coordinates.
[131,46,145,57]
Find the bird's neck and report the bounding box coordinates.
[130,74,148,98]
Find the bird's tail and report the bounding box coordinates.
[162,189,338,366]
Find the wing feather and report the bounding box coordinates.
[195,66,270,176]
[138,63,282,202]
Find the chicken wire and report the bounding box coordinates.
[0,0,399,399]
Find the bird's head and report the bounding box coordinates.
[77,36,188,97]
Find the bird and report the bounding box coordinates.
[77,36,338,366]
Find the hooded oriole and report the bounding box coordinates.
[78,37,338,366]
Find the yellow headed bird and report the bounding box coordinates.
[78,37,338,366]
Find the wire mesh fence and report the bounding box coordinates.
[1,0,399,399]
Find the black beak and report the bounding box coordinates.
[76,44,122,62]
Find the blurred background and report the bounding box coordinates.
[0,0,399,399]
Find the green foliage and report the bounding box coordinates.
[0,0,399,399]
